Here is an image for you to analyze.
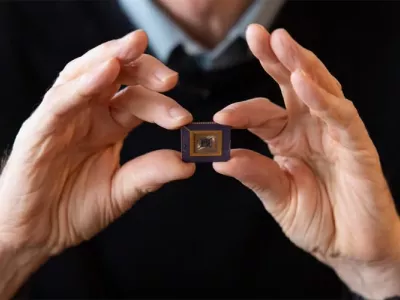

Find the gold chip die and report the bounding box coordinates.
[181,122,231,163]
[190,131,222,156]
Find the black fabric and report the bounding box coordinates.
[1,1,400,298]
[350,292,400,300]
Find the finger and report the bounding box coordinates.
[39,58,120,123]
[213,149,290,216]
[117,54,178,92]
[56,30,148,85]
[246,24,306,114]
[97,83,121,105]
[213,98,288,141]
[111,150,195,214]
[57,31,177,92]
[270,28,343,98]
[291,69,366,148]
[246,24,291,85]
[110,85,193,130]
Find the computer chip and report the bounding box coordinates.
[181,122,231,163]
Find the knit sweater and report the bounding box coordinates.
[1,1,400,298]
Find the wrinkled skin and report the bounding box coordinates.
[0,30,195,255]
[0,25,399,299]
[213,25,400,298]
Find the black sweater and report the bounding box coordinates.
[1,1,400,298]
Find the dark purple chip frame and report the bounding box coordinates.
[181,122,231,163]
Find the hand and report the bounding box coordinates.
[213,24,400,299]
[0,30,195,297]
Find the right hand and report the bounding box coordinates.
[0,30,195,258]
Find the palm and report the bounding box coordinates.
[270,112,336,253]
[6,93,125,253]
[46,103,126,249]
[270,103,377,259]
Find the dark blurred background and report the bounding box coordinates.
[1,1,400,298]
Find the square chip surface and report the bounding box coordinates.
[181,122,231,163]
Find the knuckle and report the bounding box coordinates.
[98,40,116,53]
[231,153,254,175]
[131,54,157,70]
[248,182,266,195]
[303,49,320,71]
[64,58,77,71]
[120,86,136,99]
[137,53,151,62]
[110,193,125,217]
[59,58,79,78]
[42,86,56,104]
[333,76,342,90]
[143,184,162,194]
[252,97,271,104]
[134,184,162,199]
[337,99,359,129]
[305,48,317,60]
[304,49,322,71]
[345,99,358,117]
[286,43,298,67]
[75,83,93,101]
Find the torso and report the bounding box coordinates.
[1,1,399,297]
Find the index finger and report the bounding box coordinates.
[55,30,148,85]
[270,28,343,98]
[214,98,288,142]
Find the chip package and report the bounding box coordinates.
[181,122,231,163]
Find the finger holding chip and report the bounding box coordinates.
[110,85,193,131]
[213,98,288,142]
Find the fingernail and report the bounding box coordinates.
[120,32,132,41]
[154,68,178,83]
[169,106,191,120]
[121,30,140,41]
[246,23,262,35]
[220,108,236,114]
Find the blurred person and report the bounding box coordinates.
[0,0,400,299]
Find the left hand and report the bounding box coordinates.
[213,24,400,299]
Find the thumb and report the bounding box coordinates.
[111,150,195,214]
[213,149,290,217]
